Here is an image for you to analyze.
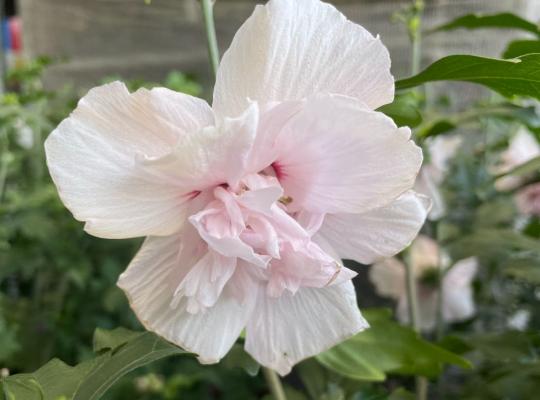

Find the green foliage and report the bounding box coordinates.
[396,54,540,101]
[503,40,540,59]
[428,12,540,36]
[1,328,189,400]
[316,309,470,381]
[378,92,423,128]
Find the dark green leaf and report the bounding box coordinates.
[417,120,456,138]
[428,13,540,36]
[503,40,540,59]
[316,309,470,381]
[2,329,189,400]
[396,54,540,101]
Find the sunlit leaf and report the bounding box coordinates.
[396,54,540,101]
[316,309,470,381]
[428,13,540,36]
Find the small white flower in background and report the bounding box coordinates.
[415,135,462,220]
[14,119,34,149]
[495,128,540,191]
[507,309,530,331]
[369,235,477,332]
[45,0,428,374]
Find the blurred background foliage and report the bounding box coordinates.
[1,3,540,400]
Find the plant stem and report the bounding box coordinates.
[405,254,428,400]
[200,0,220,77]
[435,225,445,341]
[409,0,424,76]
[406,2,428,399]
[404,256,420,332]
[262,367,287,400]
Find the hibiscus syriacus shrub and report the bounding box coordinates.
[3,0,540,399]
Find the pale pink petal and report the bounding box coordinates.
[441,257,477,322]
[213,0,393,118]
[45,82,213,239]
[117,233,254,364]
[369,258,406,299]
[272,96,423,214]
[319,191,430,264]
[139,102,259,192]
[266,242,339,297]
[172,251,236,314]
[189,203,270,268]
[245,281,368,375]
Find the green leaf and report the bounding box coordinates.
[502,258,540,284]
[221,343,260,377]
[428,13,540,36]
[315,309,470,381]
[503,40,540,59]
[377,93,422,128]
[93,327,141,353]
[417,120,456,138]
[448,229,540,260]
[2,329,189,400]
[396,54,540,101]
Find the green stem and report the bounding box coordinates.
[262,367,287,400]
[435,230,445,342]
[407,2,428,399]
[200,0,220,77]
[404,255,420,332]
[409,0,424,75]
[405,255,428,400]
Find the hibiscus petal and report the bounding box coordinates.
[214,0,393,118]
[172,250,236,314]
[245,281,368,375]
[118,233,253,364]
[272,96,423,214]
[45,82,214,239]
[319,191,430,264]
[139,102,259,192]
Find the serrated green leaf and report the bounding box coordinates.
[316,309,470,381]
[396,54,540,101]
[428,13,540,36]
[2,329,189,400]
